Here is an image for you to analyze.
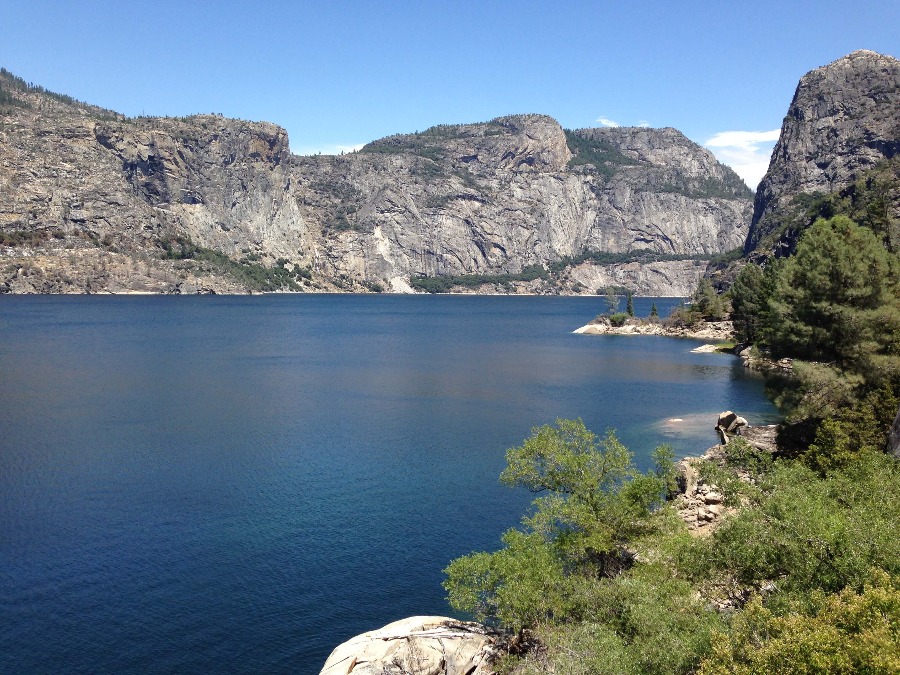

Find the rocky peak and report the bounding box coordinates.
[745,49,900,253]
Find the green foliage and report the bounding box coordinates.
[608,312,629,327]
[649,303,659,318]
[409,264,547,293]
[698,570,900,675]
[549,248,733,275]
[692,278,728,321]
[158,234,304,291]
[626,291,635,317]
[363,280,384,293]
[0,67,119,119]
[664,303,702,328]
[444,529,567,631]
[682,450,900,600]
[160,234,199,259]
[842,156,900,253]
[728,262,775,344]
[737,214,900,465]
[756,158,900,256]
[444,420,676,630]
[515,567,722,675]
[767,215,900,369]
[323,203,364,232]
[604,288,621,314]
[0,229,60,247]
[752,156,900,265]
[803,385,899,473]
[564,130,639,178]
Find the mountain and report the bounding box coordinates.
[745,50,900,257]
[0,68,751,294]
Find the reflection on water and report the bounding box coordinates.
[656,412,725,447]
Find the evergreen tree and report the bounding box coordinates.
[604,288,620,314]
[767,215,900,372]
[729,264,768,344]
[692,278,726,321]
[650,303,658,318]
[626,291,635,317]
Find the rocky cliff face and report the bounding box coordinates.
[295,119,750,292]
[745,50,900,254]
[0,69,750,294]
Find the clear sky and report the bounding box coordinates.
[2,0,898,188]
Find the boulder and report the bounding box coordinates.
[716,411,748,443]
[319,616,499,675]
[889,404,900,459]
[717,411,738,431]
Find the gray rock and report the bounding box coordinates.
[746,50,900,255]
[889,404,900,458]
[319,616,498,675]
[0,70,751,295]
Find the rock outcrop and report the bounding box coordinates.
[319,616,499,675]
[574,317,734,341]
[889,404,900,458]
[0,69,751,294]
[745,50,900,255]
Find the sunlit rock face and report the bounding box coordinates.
[0,69,750,294]
[294,118,750,291]
[745,50,900,255]
[318,616,499,675]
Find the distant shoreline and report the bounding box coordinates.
[573,319,735,343]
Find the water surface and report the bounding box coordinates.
[0,295,778,673]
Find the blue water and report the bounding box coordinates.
[0,295,778,673]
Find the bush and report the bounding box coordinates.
[681,450,900,601]
[608,312,629,327]
[698,570,900,675]
[664,304,701,328]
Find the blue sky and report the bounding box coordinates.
[2,1,898,188]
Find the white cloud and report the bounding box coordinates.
[291,142,365,156]
[704,129,781,189]
[636,120,651,128]
[596,116,620,127]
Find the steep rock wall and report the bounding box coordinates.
[0,70,750,294]
[745,50,900,254]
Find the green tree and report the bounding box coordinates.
[766,215,900,372]
[650,303,659,319]
[682,450,900,600]
[692,278,726,321]
[443,419,676,629]
[729,263,766,344]
[605,288,621,314]
[626,291,635,317]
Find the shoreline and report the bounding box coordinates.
[573,319,735,342]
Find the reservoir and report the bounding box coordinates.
[0,295,778,673]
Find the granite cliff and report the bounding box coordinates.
[295,119,750,293]
[0,68,750,294]
[745,50,900,257]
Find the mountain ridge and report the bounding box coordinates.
[1,67,750,294]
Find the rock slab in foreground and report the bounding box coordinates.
[320,616,499,675]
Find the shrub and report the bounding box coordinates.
[698,570,900,675]
[608,312,629,327]
[681,450,900,601]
